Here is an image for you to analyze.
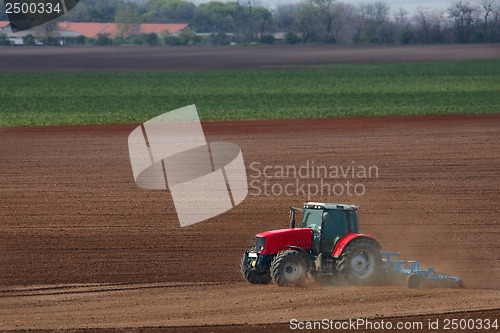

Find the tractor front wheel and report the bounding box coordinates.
[270,249,307,287]
[338,238,382,285]
[240,249,272,284]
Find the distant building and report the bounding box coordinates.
[0,21,189,45]
[57,22,189,39]
[0,21,81,45]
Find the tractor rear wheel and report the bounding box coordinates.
[270,249,307,287]
[338,238,382,285]
[240,249,272,284]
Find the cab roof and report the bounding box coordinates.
[304,202,359,211]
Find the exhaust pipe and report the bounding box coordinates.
[289,207,296,228]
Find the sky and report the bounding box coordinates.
[191,0,453,14]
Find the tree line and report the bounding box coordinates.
[1,0,500,44]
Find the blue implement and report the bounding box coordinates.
[381,252,463,289]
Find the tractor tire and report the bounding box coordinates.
[270,249,307,287]
[240,250,272,284]
[407,274,424,289]
[337,238,382,286]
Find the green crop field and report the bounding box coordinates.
[0,60,499,127]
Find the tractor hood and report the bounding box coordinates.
[256,228,313,255]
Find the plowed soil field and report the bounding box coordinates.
[1,114,499,332]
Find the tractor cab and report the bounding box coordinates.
[291,202,360,256]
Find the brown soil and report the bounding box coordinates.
[0,114,499,332]
[0,44,498,72]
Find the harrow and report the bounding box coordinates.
[381,252,463,289]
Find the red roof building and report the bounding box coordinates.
[0,21,11,29]
[57,22,189,38]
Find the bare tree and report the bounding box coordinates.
[394,7,411,43]
[414,7,450,43]
[414,7,431,43]
[493,2,500,41]
[479,0,497,41]
[449,1,480,43]
[252,5,273,40]
[330,2,357,44]
[373,2,395,43]
[295,1,319,43]
[372,1,390,22]
[394,7,409,27]
[353,2,392,43]
[309,0,336,41]
[351,4,368,43]
[275,4,298,32]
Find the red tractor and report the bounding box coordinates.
[241,202,382,287]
